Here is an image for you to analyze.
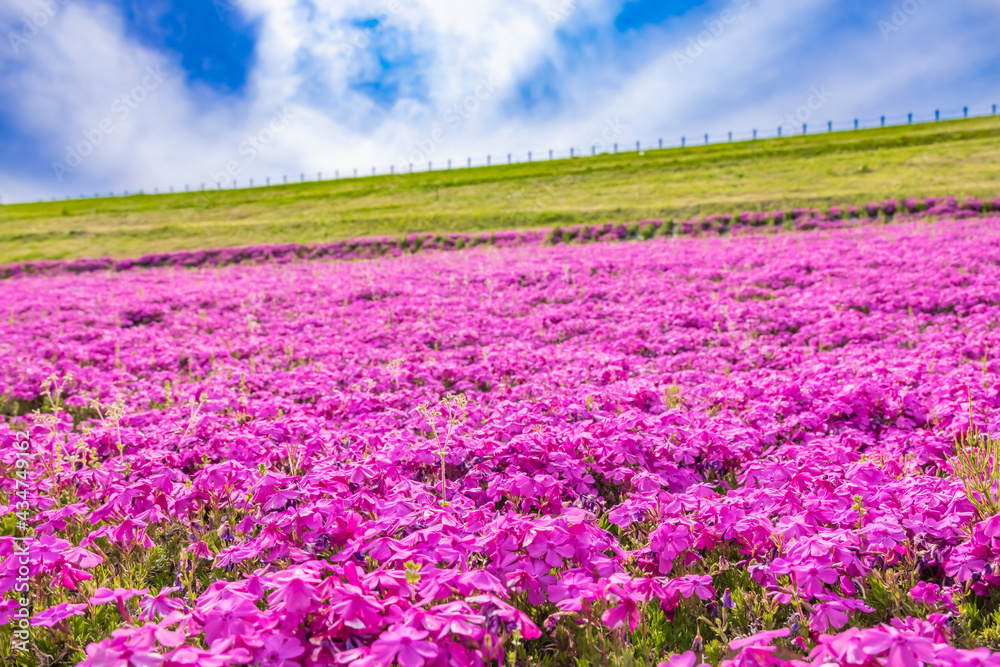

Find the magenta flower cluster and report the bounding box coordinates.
[2,214,1000,666]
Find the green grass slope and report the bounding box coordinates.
[2,116,999,263]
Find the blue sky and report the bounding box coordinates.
[0,0,998,202]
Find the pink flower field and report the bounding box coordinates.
[3,216,1000,667]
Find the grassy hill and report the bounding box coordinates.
[2,116,1000,263]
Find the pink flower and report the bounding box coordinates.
[658,652,708,667]
[52,561,94,590]
[186,542,212,560]
[77,627,165,667]
[90,587,149,623]
[34,535,72,563]
[547,572,597,612]
[809,602,850,633]
[466,595,542,640]
[267,573,320,614]
[649,524,692,574]
[672,575,715,601]
[31,601,87,627]
[256,633,304,667]
[730,628,790,651]
[109,517,155,549]
[724,646,788,667]
[0,598,20,625]
[79,637,129,667]
[423,602,485,641]
[64,546,104,568]
[90,587,149,606]
[327,583,384,632]
[939,646,999,667]
[139,587,187,621]
[162,644,243,667]
[791,562,838,597]
[909,582,940,606]
[505,559,557,606]
[368,626,439,667]
[522,528,575,568]
[856,627,937,667]
[199,595,262,643]
[455,570,507,597]
[601,584,642,632]
[979,515,1000,539]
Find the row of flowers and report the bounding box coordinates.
[2,195,996,280]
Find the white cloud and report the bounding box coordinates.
[0,0,998,202]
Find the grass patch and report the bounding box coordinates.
[1,117,1000,263]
